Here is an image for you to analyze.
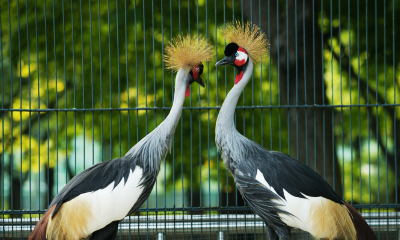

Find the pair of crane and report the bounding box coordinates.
[29,21,376,240]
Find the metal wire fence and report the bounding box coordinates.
[0,0,399,239]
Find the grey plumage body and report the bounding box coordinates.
[215,59,291,237]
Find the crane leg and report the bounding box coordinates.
[89,221,120,240]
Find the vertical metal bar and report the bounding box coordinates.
[286,0,290,154]
[151,1,158,236]
[196,0,202,215]
[330,0,334,190]
[217,0,221,212]
[312,0,316,171]
[80,0,85,172]
[0,2,4,236]
[13,3,19,234]
[383,0,388,207]
[206,1,211,237]
[278,0,282,152]
[250,0,254,144]
[169,0,174,215]
[124,0,130,164]
[347,0,354,204]
[160,0,167,236]
[44,0,50,207]
[62,0,68,186]
[116,0,121,160]
[321,0,326,181]
[126,2,131,234]
[374,0,380,207]
[265,0,268,150]
[264,0,268,237]
[90,0,94,169]
[107,0,112,162]
[52,0,59,195]
[393,0,397,205]
[27,0,32,227]
[0,0,4,232]
[357,0,362,206]
[295,0,299,160]
[374,0,381,236]
[339,0,345,199]
[98,0,104,164]
[133,0,138,236]
[366,0,371,206]
[7,0,14,236]
[188,1,194,238]
[242,0,246,145]
[35,0,40,213]
[71,0,77,177]
[348,0,353,204]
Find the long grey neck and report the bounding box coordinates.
[162,68,187,132]
[124,68,187,159]
[216,59,254,133]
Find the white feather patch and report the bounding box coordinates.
[72,166,144,235]
[255,169,325,234]
[236,51,247,61]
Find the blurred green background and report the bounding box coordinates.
[0,0,399,217]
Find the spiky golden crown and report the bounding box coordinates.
[223,20,269,64]
[164,34,214,72]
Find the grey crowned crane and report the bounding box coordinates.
[29,34,214,240]
[214,21,376,240]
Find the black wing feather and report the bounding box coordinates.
[234,173,291,229]
[50,157,137,217]
[256,149,342,204]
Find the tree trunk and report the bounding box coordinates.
[45,167,55,206]
[242,0,343,196]
[11,177,21,218]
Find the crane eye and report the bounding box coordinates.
[235,52,239,57]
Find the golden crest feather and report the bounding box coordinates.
[164,34,214,72]
[223,20,269,64]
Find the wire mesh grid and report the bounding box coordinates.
[0,0,399,239]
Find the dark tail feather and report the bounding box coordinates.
[344,201,377,240]
[29,204,57,240]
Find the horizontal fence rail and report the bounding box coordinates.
[1,213,398,238]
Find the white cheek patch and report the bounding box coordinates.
[236,51,247,61]
[235,50,248,66]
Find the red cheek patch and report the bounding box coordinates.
[235,58,246,66]
[185,85,190,97]
[235,71,244,85]
[192,65,199,79]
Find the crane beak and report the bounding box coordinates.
[215,57,230,66]
[195,77,205,87]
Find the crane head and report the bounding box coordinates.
[215,43,248,68]
[183,63,205,97]
[215,21,268,68]
[188,63,205,87]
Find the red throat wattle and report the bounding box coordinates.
[235,58,246,66]
[185,85,190,97]
[235,71,244,85]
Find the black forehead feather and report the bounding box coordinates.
[197,63,204,75]
[224,42,239,56]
